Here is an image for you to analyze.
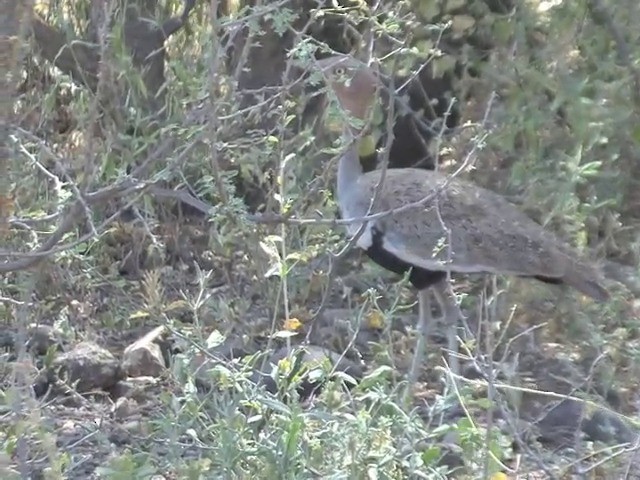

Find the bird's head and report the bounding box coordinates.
[315,55,380,126]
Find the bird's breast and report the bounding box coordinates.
[337,199,376,250]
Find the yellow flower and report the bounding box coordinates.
[283,317,303,331]
[366,310,385,330]
[490,473,509,480]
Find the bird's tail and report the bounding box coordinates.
[563,259,610,303]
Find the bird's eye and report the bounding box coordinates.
[334,67,346,76]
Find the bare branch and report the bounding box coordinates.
[0,179,143,272]
[1,119,207,273]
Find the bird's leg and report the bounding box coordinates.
[432,280,463,376]
[407,289,433,387]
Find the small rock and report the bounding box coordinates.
[113,397,138,421]
[32,369,56,398]
[583,408,638,445]
[110,376,158,400]
[209,335,258,360]
[123,419,146,434]
[187,351,221,392]
[0,331,15,350]
[534,398,639,446]
[108,425,132,445]
[122,326,168,377]
[53,342,121,393]
[25,324,63,355]
[59,419,79,436]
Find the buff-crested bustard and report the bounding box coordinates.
[314,54,610,384]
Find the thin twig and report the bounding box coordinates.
[1,128,207,271]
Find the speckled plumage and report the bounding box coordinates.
[339,156,609,302]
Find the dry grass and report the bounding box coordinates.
[1,0,639,478]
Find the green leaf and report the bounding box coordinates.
[284,413,304,459]
[421,446,441,465]
[577,160,603,178]
[356,365,394,391]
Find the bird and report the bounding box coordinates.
[313,54,610,384]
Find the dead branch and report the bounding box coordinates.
[1,117,207,274]
[0,179,142,273]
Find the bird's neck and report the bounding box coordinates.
[337,138,364,198]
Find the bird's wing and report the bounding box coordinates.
[357,169,571,278]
